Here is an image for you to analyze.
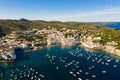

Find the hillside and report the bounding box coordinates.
[0,19,120,49]
[0,19,99,35]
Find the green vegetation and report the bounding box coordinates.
[93,40,100,43]
[0,19,120,48]
[0,19,99,35]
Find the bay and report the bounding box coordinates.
[0,46,120,80]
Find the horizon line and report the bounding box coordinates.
[0,18,120,23]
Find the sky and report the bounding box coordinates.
[0,0,120,22]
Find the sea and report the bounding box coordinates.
[97,22,120,30]
[0,46,120,80]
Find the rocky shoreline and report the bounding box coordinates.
[0,59,15,63]
[104,48,120,57]
[28,43,120,58]
[80,43,120,57]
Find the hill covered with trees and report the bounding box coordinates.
[0,19,99,34]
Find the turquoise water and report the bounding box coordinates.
[0,46,120,80]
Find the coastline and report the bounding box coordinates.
[1,42,118,63]
[26,43,120,58]
[80,42,120,57]
[0,59,15,63]
[104,48,120,57]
